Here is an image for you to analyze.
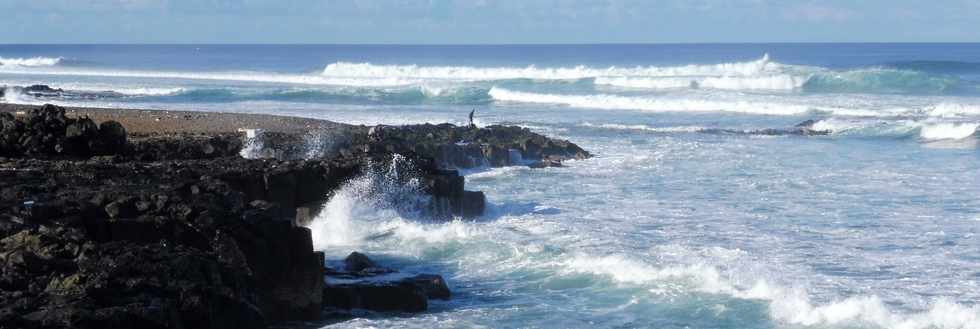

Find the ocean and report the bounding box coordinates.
[2,44,979,328]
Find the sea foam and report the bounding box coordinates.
[919,122,979,140]
[564,253,980,329]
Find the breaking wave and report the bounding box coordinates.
[596,69,964,94]
[306,155,431,250]
[811,118,978,140]
[0,56,62,67]
[0,82,492,105]
[919,122,979,140]
[159,86,491,105]
[322,54,778,81]
[488,87,879,116]
[564,254,980,329]
[596,74,809,91]
[490,87,980,119]
[1,54,974,96]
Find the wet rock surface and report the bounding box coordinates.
[357,123,591,169]
[322,253,450,314]
[0,104,588,328]
[248,123,591,169]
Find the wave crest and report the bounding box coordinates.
[919,122,979,140]
[0,56,62,67]
[489,87,852,116]
[321,54,777,81]
[810,118,978,140]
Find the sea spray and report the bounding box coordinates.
[302,130,332,160]
[238,128,265,159]
[307,155,430,250]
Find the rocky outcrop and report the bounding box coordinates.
[0,85,127,101]
[243,123,591,170]
[0,104,590,328]
[0,155,335,328]
[322,253,450,313]
[358,124,590,169]
[0,104,128,157]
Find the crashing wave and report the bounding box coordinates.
[306,155,430,250]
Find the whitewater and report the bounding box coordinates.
[2,44,979,328]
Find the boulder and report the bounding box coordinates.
[344,251,377,272]
[92,121,127,155]
[403,274,451,300]
[461,190,486,218]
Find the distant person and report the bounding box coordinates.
[469,109,476,128]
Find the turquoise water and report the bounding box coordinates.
[2,44,979,328]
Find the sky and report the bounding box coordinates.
[1,0,979,44]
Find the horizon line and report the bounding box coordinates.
[3,41,980,46]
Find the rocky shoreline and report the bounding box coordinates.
[0,104,589,328]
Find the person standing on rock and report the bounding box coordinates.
[469,109,476,128]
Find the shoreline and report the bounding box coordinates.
[0,103,590,329]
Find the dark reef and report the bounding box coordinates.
[0,104,589,328]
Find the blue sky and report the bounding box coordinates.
[1,0,978,43]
